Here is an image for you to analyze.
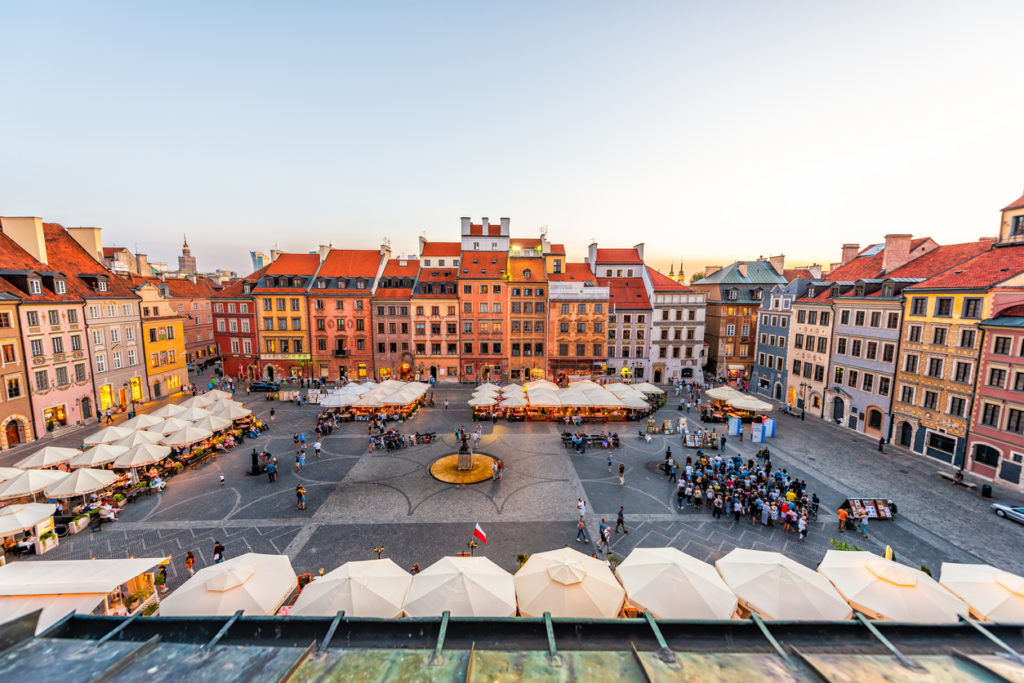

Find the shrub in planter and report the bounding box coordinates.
[113,493,125,503]
[142,603,159,617]
[39,531,56,543]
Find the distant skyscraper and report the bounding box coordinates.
[250,251,270,271]
[178,235,197,273]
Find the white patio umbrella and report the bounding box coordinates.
[0,503,56,538]
[162,425,213,447]
[290,559,412,618]
[727,396,773,412]
[112,430,165,448]
[351,394,384,409]
[215,403,252,421]
[940,563,1024,623]
[616,547,738,620]
[83,426,134,446]
[620,395,650,410]
[402,557,516,617]
[0,470,68,501]
[716,549,852,621]
[204,398,240,414]
[148,417,191,435]
[473,386,500,397]
[500,395,528,409]
[14,446,81,469]
[194,415,232,432]
[150,403,186,419]
[476,382,500,392]
[68,444,128,469]
[0,468,23,484]
[203,389,234,402]
[525,379,558,391]
[526,388,561,408]
[176,406,212,422]
[120,413,164,430]
[177,395,213,410]
[500,384,525,396]
[113,444,171,469]
[707,386,743,401]
[44,469,118,499]
[631,382,665,394]
[467,395,497,407]
[817,551,967,624]
[515,547,625,618]
[160,553,296,616]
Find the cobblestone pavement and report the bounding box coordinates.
[3,380,1022,593]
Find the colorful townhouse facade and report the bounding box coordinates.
[600,277,651,381]
[253,253,318,381]
[508,254,548,382]
[548,264,610,382]
[212,266,265,380]
[371,258,419,380]
[133,281,188,399]
[0,218,95,434]
[0,281,33,450]
[646,266,705,384]
[412,241,461,383]
[751,280,810,402]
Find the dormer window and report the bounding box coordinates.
[1013,215,1024,236]
[882,282,894,297]
[55,280,66,295]
[808,286,816,298]
[97,281,107,292]
[752,288,762,300]
[727,289,738,300]
[357,280,365,288]
[29,280,42,295]
[855,283,865,296]
[243,283,251,294]
[523,269,532,279]
[292,278,302,287]
[830,284,841,298]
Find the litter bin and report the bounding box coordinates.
[981,484,992,498]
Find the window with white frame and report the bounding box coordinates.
[92,329,103,345]
[112,351,122,369]
[127,348,137,365]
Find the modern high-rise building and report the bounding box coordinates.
[178,236,198,273]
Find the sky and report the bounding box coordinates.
[2,2,1023,280]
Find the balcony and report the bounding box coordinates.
[333,349,350,357]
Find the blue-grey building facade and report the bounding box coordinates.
[751,279,812,402]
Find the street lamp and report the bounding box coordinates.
[123,382,137,418]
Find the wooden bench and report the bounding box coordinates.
[937,471,978,489]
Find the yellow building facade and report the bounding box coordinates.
[135,283,187,399]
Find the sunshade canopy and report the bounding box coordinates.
[716,549,852,621]
[193,415,233,432]
[83,426,134,445]
[616,547,738,619]
[112,430,165,448]
[162,425,213,447]
[515,547,625,618]
[160,553,296,617]
[467,395,496,407]
[150,403,186,418]
[44,469,118,498]
[500,395,528,408]
[817,551,967,624]
[148,417,191,435]
[290,559,412,618]
[120,413,164,430]
[0,503,56,538]
[727,395,774,411]
[176,406,212,422]
[113,444,171,469]
[940,562,1024,623]
[14,446,81,469]
[0,468,22,484]
[0,470,68,501]
[403,557,516,618]
[68,444,128,469]
[216,403,252,420]
[631,382,665,394]
[707,386,744,401]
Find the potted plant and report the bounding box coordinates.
[69,515,90,534]
[46,420,55,433]
[113,493,126,504]
[37,531,58,554]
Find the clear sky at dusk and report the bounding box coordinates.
[2,2,1023,278]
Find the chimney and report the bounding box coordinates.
[67,227,104,263]
[499,217,510,235]
[882,234,913,273]
[586,242,598,268]
[737,263,748,278]
[270,249,282,262]
[768,254,785,275]
[460,217,471,235]
[481,217,489,232]
[841,243,860,265]
[380,240,391,257]
[318,244,331,262]
[418,235,427,257]
[808,264,822,279]
[159,272,167,282]
[0,217,48,265]
[704,265,721,278]
[135,253,149,275]
[633,243,645,262]
[187,274,197,284]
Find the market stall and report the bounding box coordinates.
[839,498,895,521]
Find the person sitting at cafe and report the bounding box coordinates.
[99,503,118,521]
[150,475,166,491]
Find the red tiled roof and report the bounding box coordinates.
[43,223,137,299]
[548,263,596,283]
[381,258,419,278]
[459,251,507,279]
[598,277,651,308]
[0,231,82,303]
[468,224,502,236]
[416,268,457,283]
[215,264,270,298]
[101,246,130,258]
[1001,191,1024,212]
[420,241,461,257]
[372,288,414,300]
[315,249,383,279]
[825,245,885,281]
[266,253,320,276]
[884,240,994,279]
[646,266,690,291]
[121,273,216,298]
[595,248,643,264]
[508,256,547,282]
[550,243,566,255]
[909,245,1024,290]
[783,268,813,281]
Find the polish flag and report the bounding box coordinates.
[473,523,488,544]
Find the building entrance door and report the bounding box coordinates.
[654,369,662,383]
[899,422,912,447]
[831,397,844,421]
[5,420,22,446]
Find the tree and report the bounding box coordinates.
[690,273,705,283]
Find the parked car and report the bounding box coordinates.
[991,503,1024,524]
[248,381,280,392]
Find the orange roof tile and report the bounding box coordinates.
[215,264,270,298]
[599,277,651,308]
[43,223,137,299]
[420,241,461,257]
[0,230,82,303]
[266,253,320,276]
[550,243,566,255]
[783,268,814,281]
[595,248,643,264]
[508,256,547,282]
[468,224,502,236]
[548,263,596,283]
[459,251,507,279]
[910,245,1024,290]
[884,239,994,279]
[317,249,384,279]
[381,258,420,278]
[1001,191,1024,212]
[646,266,690,291]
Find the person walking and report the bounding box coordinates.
[859,514,869,538]
[618,463,625,486]
[266,460,277,483]
[575,517,590,543]
[798,515,808,542]
[219,473,225,486]
[296,484,307,510]
[213,541,225,564]
[599,520,611,554]
[615,506,627,534]
[104,408,113,424]
[314,440,322,458]
[491,460,499,480]
[607,452,613,473]
[837,507,849,533]
[444,398,449,410]
[878,437,885,453]
[576,498,586,518]
[185,551,196,576]
[270,408,275,422]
